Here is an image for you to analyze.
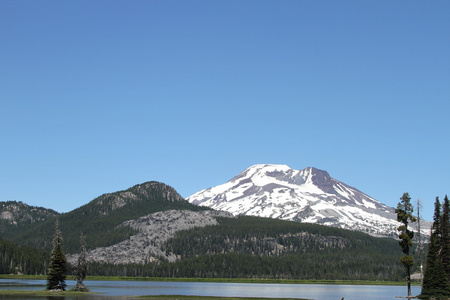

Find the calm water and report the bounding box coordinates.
[0,279,421,300]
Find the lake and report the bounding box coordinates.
[0,279,421,300]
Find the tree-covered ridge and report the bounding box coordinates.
[85,216,406,280]
[0,201,59,235]
[163,216,400,258]
[160,216,404,280]
[6,181,208,253]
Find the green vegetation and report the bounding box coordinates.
[395,192,417,297]
[72,234,90,291]
[139,296,308,300]
[0,183,437,285]
[6,182,207,254]
[420,196,450,299]
[441,196,450,278]
[0,289,96,297]
[0,290,303,300]
[0,201,59,236]
[46,220,68,291]
[85,216,406,281]
[0,236,49,274]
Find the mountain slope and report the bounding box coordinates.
[68,209,233,265]
[187,164,430,238]
[0,201,59,238]
[86,215,408,281]
[9,181,209,253]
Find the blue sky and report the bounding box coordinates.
[1,1,448,221]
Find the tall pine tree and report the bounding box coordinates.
[441,195,450,280]
[395,192,416,298]
[46,220,67,291]
[420,197,450,299]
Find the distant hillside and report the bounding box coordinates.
[86,215,409,281]
[0,201,59,237]
[160,216,406,280]
[67,209,233,265]
[7,181,208,253]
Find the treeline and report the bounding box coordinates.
[86,251,404,281]
[0,201,58,234]
[161,216,400,259]
[0,236,49,275]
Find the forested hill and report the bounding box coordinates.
[158,216,406,280]
[87,216,409,281]
[0,201,59,235]
[4,181,208,253]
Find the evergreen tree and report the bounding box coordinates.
[441,195,450,280]
[46,220,67,291]
[420,197,450,299]
[395,192,416,297]
[71,234,89,292]
[415,198,425,283]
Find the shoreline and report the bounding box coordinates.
[0,290,309,300]
[0,274,415,286]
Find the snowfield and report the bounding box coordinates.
[187,164,431,239]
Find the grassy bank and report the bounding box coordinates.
[0,289,96,297]
[138,296,308,300]
[0,291,307,300]
[0,274,412,286]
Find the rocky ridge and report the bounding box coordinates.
[90,181,186,216]
[0,201,58,226]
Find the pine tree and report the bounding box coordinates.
[46,220,67,291]
[416,198,425,283]
[420,197,450,299]
[71,234,89,292]
[395,192,416,298]
[440,195,450,280]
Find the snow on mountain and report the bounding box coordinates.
[187,164,430,238]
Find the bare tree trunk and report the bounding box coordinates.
[407,264,412,297]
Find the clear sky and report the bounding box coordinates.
[1,1,448,221]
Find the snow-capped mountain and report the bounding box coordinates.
[187,164,430,238]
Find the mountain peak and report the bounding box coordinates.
[237,165,333,193]
[250,164,290,169]
[242,164,291,176]
[187,164,429,238]
[0,201,59,232]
